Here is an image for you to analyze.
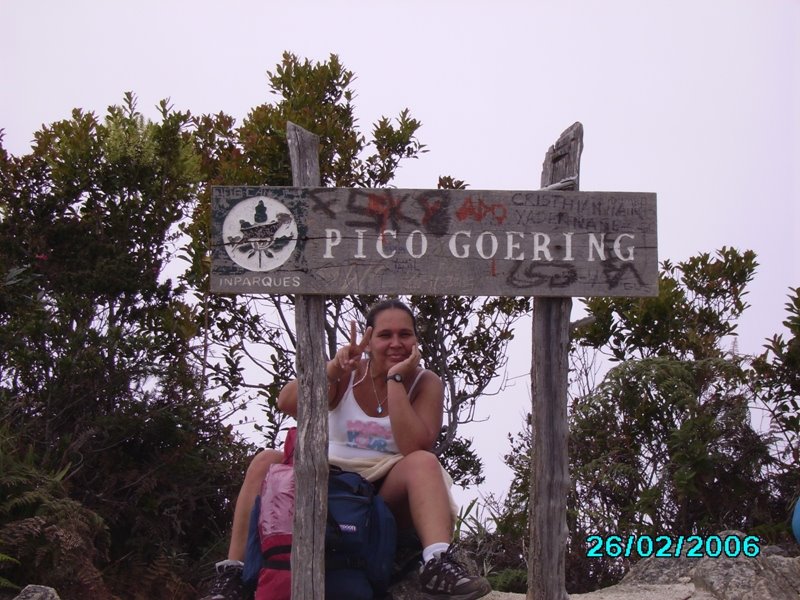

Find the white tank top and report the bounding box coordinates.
[328,368,426,459]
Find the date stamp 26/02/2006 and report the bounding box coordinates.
[585,534,761,559]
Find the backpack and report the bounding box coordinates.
[248,429,397,600]
[255,462,295,600]
[325,467,396,599]
[249,429,297,600]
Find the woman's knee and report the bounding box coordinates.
[403,449,441,471]
[245,448,283,480]
[391,450,444,484]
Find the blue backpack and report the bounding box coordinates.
[325,467,397,599]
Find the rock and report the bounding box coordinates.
[585,530,800,600]
[693,553,800,600]
[571,583,716,600]
[388,567,422,600]
[12,586,61,600]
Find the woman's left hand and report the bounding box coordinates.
[388,344,421,381]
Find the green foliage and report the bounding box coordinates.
[454,494,529,589]
[568,356,771,534]
[565,250,770,550]
[0,93,254,598]
[487,569,527,594]
[437,175,468,191]
[0,426,112,598]
[577,247,757,362]
[193,51,424,191]
[0,565,20,593]
[750,287,800,519]
[437,435,485,488]
[751,288,800,457]
[497,248,786,593]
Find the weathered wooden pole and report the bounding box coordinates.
[528,122,584,600]
[287,121,328,600]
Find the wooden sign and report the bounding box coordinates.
[210,186,657,297]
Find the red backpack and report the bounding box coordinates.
[254,429,296,600]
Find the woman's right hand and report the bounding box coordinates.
[330,320,373,379]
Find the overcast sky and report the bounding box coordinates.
[3,0,799,508]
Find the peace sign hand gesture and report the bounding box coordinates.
[332,320,372,377]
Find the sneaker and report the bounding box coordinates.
[198,560,246,600]
[418,546,491,600]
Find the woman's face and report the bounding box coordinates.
[369,308,417,371]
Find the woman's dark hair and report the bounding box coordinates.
[365,299,417,335]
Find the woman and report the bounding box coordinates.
[202,300,490,600]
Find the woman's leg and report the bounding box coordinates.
[227,448,284,561]
[378,450,491,599]
[377,450,453,547]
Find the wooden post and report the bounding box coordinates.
[287,121,328,600]
[528,122,584,600]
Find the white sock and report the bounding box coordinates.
[216,559,244,571]
[422,542,450,563]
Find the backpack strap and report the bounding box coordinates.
[263,543,292,570]
[283,428,297,464]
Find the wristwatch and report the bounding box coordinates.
[386,373,403,383]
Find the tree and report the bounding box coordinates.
[186,53,530,485]
[750,287,800,522]
[183,52,431,446]
[497,248,778,593]
[0,95,253,599]
[569,248,774,533]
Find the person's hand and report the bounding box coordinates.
[388,343,421,380]
[332,320,372,377]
